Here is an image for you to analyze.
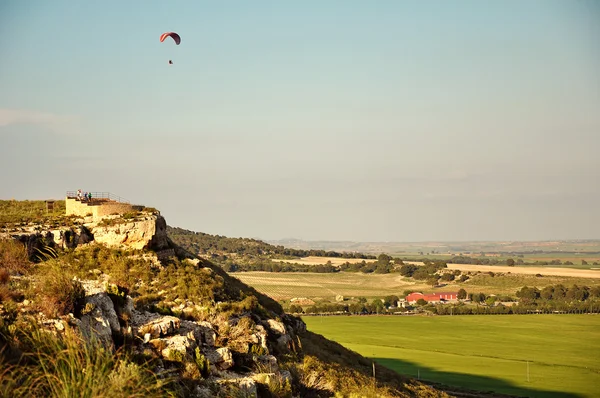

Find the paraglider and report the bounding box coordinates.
[160,32,181,45]
[160,32,180,65]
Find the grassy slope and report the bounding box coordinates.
[304,315,600,398]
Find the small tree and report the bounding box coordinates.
[288,304,303,314]
[427,276,439,288]
[377,253,391,266]
[416,298,428,306]
[457,288,467,300]
[506,258,515,267]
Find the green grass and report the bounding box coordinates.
[303,315,600,398]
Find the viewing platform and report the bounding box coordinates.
[65,191,142,220]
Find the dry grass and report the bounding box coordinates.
[446,264,600,278]
[273,256,374,267]
[0,240,32,274]
[232,272,428,301]
[232,269,600,301]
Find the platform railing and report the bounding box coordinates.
[66,191,130,204]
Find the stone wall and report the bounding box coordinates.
[65,198,134,220]
[94,203,136,218]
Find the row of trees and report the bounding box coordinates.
[434,255,599,267]
[290,295,402,315]
[516,284,600,303]
[431,302,600,315]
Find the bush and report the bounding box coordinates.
[0,240,31,274]
[35,263,86,318]
[194,347,210,378]
[0,324,175,397]
[0,268,10,284]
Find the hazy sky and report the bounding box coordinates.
[1,1,599,242]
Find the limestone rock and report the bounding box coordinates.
[251,325,268,351]
[238,377,257,396]
[79,290,120,346]
[206,347,234,370]
[265,319,286,335]
[159,335,194,360]
[135,314,180,338]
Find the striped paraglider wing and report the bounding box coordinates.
[160,32,181,45]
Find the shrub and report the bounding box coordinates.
[35,263,86,318]
[0,268,10,284]
[0,284,15,303]
[194,347,210,377]
[0,324,175,397]
[0,239,31,274]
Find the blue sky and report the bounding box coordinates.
[1,1,599,242]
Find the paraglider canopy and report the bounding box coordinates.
[160,32,181,45]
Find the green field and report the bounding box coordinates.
[303,315,600,398]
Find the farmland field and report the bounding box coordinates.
[272,256,372,267]
[231,271,425,300]
[231,271,600,300]
[303,315,600,398]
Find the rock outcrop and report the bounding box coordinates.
[92,215,170,251]
[2,214,172,256]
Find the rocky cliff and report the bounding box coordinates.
[1,212,172,259]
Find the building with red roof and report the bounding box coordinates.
[406,292,458,304]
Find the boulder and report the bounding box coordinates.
[265,319,286,335]
[79,291,120,346]
[159,335,195,360]
[205,347,234,370]
[135,314,180,338]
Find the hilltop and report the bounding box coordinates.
[0,199,449,398]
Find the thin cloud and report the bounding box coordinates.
[0,108,79,134]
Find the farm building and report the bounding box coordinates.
[406,292,458,304]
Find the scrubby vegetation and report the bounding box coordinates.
[0,228,446,397]
[168,226,376,259]
[0,324,174,397]
[0,200,77,228]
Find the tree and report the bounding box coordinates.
[377,253,391,266]
[369,299,385,314]
[416,298,428,306]
[540,286,554,300]
[399,264,418,277]
[457,288,467,300]
[427,276,439,288]
[440,273,455,282]
[506,258,515,267]
[288,304,303,314]
[582,259,588,266]
[412,268,429,280]
[516,286,540,302]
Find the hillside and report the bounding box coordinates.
[167,226,376,260]
[0,201,449,398]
